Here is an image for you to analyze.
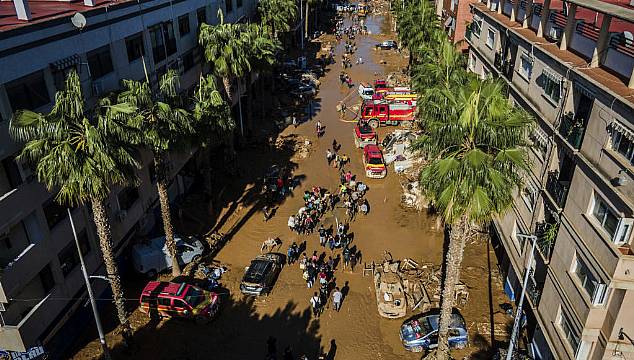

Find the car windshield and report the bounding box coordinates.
[183,287,204,307]
[359,125,373,134]
[368,157,383,165]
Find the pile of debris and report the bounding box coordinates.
[366,254,471,318]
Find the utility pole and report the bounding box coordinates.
[505,234,537,360]
[300,0,304,50]
[68,209,111,360]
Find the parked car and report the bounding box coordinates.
[400,313,468,352]
[139,281,220,323]
[240,253,284,295]
[131,235,204,277]
[375,40,397,50]
[358,82,375,100]
[354,122,378,148]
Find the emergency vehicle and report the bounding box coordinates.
[359,99,415,128]
[139,281,220,322]
[354,122,378,148]
[363,144,387,178]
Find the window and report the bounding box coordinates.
[591,195,632,245]
[557,311,580,355]
[519,53,533,80]
[610,126,634,165]
[196,7,207,26]
[481,68,490,80]
[173,299,186,308]
[52,65,79,91]
[125,33,145,63]
[5,71,50,112]
[150,22,177,64]
[39,264,55,294]
[225,0,233,13]
[1,156,23,193]
[529,127,548,159]
[521,183,538,211]
[237,0,242,8]
[87,46,114,79]
[43,199,68,230]
[117,186,139,211]
[178,15,190,36]
[157,297,171,306]
[486,29,496,49]
[542,70,561,103]
[57,231,91,277]
[511,221,527,252]
[182,50,195,72]
[472,15,482,37]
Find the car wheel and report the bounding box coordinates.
[146,269,157,278]
[411,346,423,353]
[368,118,379,128]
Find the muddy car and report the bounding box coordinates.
[375,40,397,50]
[240,253,284,295]
[354,122,378,148]
[400,313,468,352]
[139,281,220,323]
[374,260,406,318]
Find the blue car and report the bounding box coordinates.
[400,313,468,352]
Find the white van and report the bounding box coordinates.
[358,83,374,100]
[131,235,204,277]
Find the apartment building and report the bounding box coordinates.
[437,0,478,50]
[0,0,258,356]
[465,0,634,359]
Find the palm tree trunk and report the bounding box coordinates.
[223,76,233,104]
[155,154,181,277]
[91,197,131,339]
[304,3,309,40]
[436,215,468,360]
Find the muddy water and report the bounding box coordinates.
[72,9,509,360]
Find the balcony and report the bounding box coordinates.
[545,171,570,208]
[558,112,585,150]
[535,221,558,261]
[526,277,542,306]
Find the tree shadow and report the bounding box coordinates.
[107,296,322,360]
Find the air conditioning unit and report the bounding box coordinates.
[116,210,128,222]
[92,81,104,97]
[549,27,563,40]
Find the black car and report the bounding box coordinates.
[240,253,284,295]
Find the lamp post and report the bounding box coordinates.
[68,209,111,360]
[505,233,537,360]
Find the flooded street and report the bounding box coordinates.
[72,9,509,360]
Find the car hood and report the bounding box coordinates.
[243,260,270,284]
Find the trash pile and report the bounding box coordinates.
[365,253,471,318]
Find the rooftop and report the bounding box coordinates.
[472,1,634,107]
[0,0,124,33]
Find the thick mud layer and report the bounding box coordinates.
[71,8,511,360]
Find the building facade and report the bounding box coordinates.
[465,0,634,359]
[0,0,258,355]
[437,0,478,51]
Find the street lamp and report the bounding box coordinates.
[619,328,634,345]
[505,233,537,360]
[67,209,111,360]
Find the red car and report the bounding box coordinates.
[139,281,220,323]
[363,144,387,178]
[354,122,378,148]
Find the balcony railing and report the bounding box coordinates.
[526,278,542,306]
[493,52,514,78]
[546,171,570,208]
[558,112,585,149]
[535,221,558,261]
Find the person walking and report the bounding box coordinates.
[332,287,343,312]
[326,149,333,164]
[343,246,351,270]
[288,215,296,232]
[350,251,357,272]
[287,245,294,265]
[319,225,327,247]
[310,292,321,317]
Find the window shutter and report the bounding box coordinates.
[591,283,607,305]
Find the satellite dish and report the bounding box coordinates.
[71,12,87,30]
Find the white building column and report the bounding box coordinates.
[537,0,551,37]
[510,0,520,22]
[436,0,443,17]
[498,0,505,14]
[12,0,31,21]
[559,3,577,51]
[590,14,611,68]
[523,0,534,28]
[629,68,634,89]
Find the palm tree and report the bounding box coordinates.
[258,0,297,38]
[10,70,138,339]
[118,70,192,277]
[412,79,533,360]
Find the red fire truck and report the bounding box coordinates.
[359,99,415,128]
